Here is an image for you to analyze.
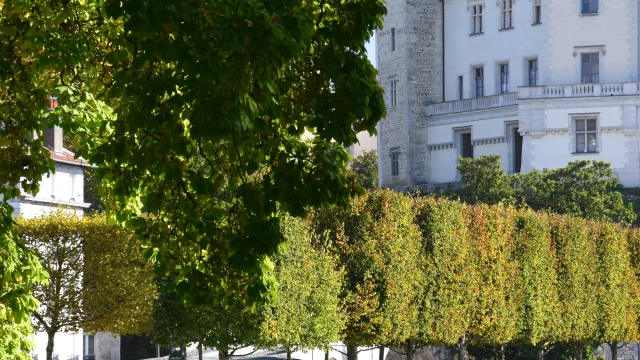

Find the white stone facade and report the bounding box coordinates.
[378,0,640,190]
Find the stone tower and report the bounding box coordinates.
[376,0,444,189]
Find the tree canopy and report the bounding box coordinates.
[349,150,378,191]
[456,155,636,225]
[0,0,385,354]
[15,212,154,360]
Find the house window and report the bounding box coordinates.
[458,76,464,100]
[391,28,396,51]
[391,148,400,176]
[533,0,542,24]
[581,0,598,14]
[581,53,599,83]
[85,334,95,357]
[390,80,398,108]
[575,118,597,153]
[471,5,483,34]
[474,67,484,97]
[501,0,513,29]
[500,63,510,93]
[528,59,538,86]
[513,127,523,173]
[460,132,474,159]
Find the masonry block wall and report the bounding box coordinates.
[377,0,443,189]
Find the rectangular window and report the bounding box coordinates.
[461,133,474,159]
[471,5,483,34]
[533,0,542,24]
[581,0,598,14]
[514,127,523,173]
[85,335,95,356]
[391,148,400,176]
[390,80,398,108]
[391,28,396,51]
[575,118,597,153]
[500,63,510,93]
[581,53,599,84]
[458,76,464,100]
[501,0,513,29]
[528,59,538,86]
[474,67,484,97]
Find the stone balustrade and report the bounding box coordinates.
[518,82,639,99]
[426,82,640,117]
[426,92,518,116]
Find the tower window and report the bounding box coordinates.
[391,28,396,51]
[391,148,400,176]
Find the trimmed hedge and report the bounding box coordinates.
[311,190,640,357]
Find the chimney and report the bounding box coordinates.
[45,97,63,153]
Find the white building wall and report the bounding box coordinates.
[32,332,84,360]
[546,0,638,85]
[444,0,545,101]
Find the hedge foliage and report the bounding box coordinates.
[311,190,640,358]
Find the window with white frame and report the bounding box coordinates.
[390,80,398,108]
[458,76,464,100]
[473,67,484,97]
[391,28,396,51]
[390,148,400,176]
[581,0,598,14]
[533,0,542,24]
[501,0,513,29]
[581,53,599,84]
[471,5,483,34]
[499,63,510,93]
[575,118,598,153]
[527,59,538,86]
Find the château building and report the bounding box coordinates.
[377,0,640,190]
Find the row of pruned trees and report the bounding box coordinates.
[309,190,640,360]
[19,188,640,360]
[156,189,640,360]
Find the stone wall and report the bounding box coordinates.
[377,0,443,189]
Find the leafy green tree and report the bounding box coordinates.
[15,212,155,360]
[551,216,599,360]
[512,211,561,360]
[457,156,636,225]
[594,223,639,360]
[467,205,519,360]
[414,198,479,360]
[65,0,386,309]
[349,150,378,191]
[311,190,424,360]
[260,216,344,360]
[0,5,385,352]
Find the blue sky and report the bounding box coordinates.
[365,36,376,68]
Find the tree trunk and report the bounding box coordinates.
[379,346,385,360]
[610,342,619,360]
[346,343,358,360]
[325,351,329,360]
[405,341,415,360]
[575,342,583,360]
[536,341,544,360]
[219,349,229,360]
[198,340,203,360]
[287,348,293,360]
[457,335,467,360]
[46,331,56,360]
[496,344,505,360]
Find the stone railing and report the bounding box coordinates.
[519,82,637,99]
[426,92,518,116]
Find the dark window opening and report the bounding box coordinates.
[514,127,523,173]
[581,53,599,84]
[461,133,474,159]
